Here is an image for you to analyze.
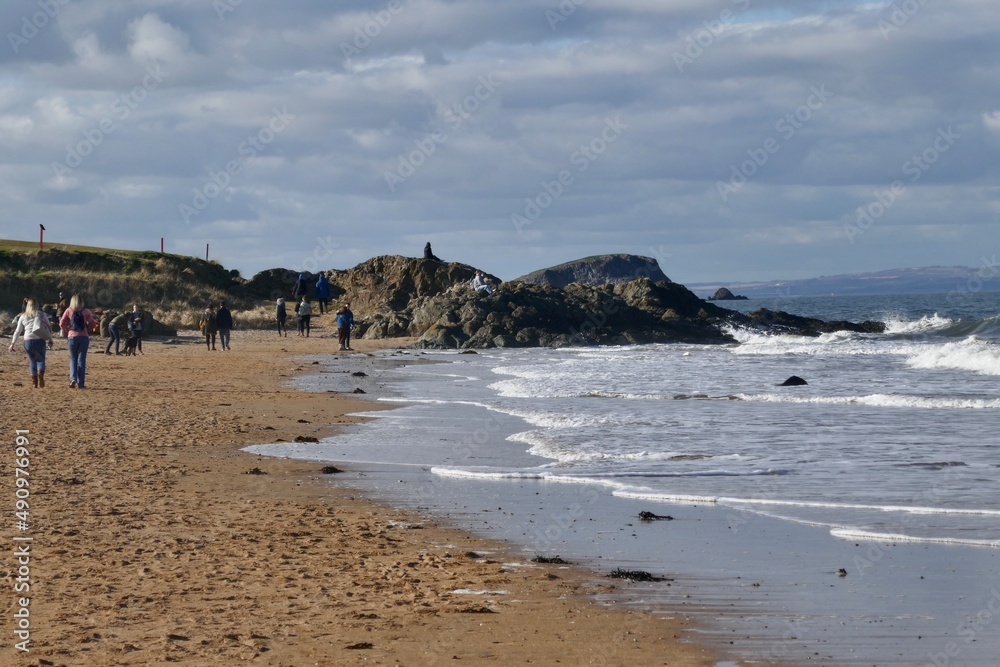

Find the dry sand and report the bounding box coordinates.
[1,320,728,666]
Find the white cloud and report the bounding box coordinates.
[0,0,997,282]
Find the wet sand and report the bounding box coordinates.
[1,323,727,666]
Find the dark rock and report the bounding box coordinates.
[707,287,749,301]
[638,511,674,521]
[294,435,319,442]
[608,568,671,582]
[779,375,808,386]
[513,254,668,288]
[352,387,366,394]
[320,466,342,474]
[532,555,570,564]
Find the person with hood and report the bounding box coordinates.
[423,242,441,261]
[315,272,332,314]
[292,273,308,302]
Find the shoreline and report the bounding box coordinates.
[258,345,1000,667]
[1,324,729,665]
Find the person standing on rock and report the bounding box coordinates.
[275,298,288,336]
[335,303,354,350]
[59,294,96,389]
[423,242,441,261]
[8,298,51,388]
[216,301,233,351]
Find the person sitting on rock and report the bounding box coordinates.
[423,242,441,261]
[470,271,494,295]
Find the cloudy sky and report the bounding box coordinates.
[1,0,997,283]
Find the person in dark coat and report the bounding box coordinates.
[423,242,441,261]
[216,301,233,350]
[292,273,308,302]
[275,298,287,337]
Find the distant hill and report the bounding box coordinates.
[513,254,668,287]
[689,266,992,298]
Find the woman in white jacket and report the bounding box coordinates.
[7,298,51,388]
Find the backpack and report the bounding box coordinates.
[71,309,87,333]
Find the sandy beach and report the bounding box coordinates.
[1,319,727,666]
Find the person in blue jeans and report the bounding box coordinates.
[8,298,51,388]
[59,294,96,389]
[106,312,128,355]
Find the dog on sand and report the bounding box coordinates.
[122,335,139,356]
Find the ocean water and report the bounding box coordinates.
[249,291,1000,665]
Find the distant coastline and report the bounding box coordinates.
[688,265,1000,299]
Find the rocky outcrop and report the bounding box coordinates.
[707,287,748,301]
[733,308,885,335]
[297,256,885,349]
[513,254,668,288]
[408,278,733,349]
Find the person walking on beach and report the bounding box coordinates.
[216,301,233,351]
[106,311,128,355]
[59,293,96,389]
[335,303,354,350]
[296,297,312,337]
[129,305,145,354]
[315,272,332,315]
[199,304,219,350]
[276,298,288,336]
[8,298,52,388]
